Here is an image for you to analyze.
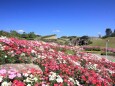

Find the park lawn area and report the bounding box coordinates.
[89,37,115,48]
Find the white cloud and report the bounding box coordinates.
[53,29,60,33]
[17,30,24,33]
[98,32,101,34]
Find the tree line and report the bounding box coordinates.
[0,30,39,40]
[104,28,115,38]
[0,28,114,46]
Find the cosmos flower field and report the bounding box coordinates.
[0,36,115,86]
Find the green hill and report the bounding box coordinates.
[42,34,57,39]
[89,37,115,48]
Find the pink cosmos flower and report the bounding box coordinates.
[0,69,7,74]
[17,73,21,77]
[9,74,16,79]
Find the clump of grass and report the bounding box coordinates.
[65,50,75,55]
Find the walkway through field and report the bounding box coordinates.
[94,54,115,62]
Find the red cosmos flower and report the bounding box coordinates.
[0,37,115,86]
[96,84,102,86]
[88,76,94,82]
[4,46,9,51]
[92,79,97,84]
[28,68,42,75]
[13,80,18,84]
[54,84,58,86]
[59,83,63,86]
[53,83,63,86]
[12,80,25,86]
[81,75,86,81]
[34,83,40,86]
[64,79,68,83]
[16,50,21,54]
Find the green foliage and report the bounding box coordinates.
[28,32,36,40]
[21,32,29,39]
[79,35,91,45]
[0,30,10,37]
[102,36,108,39]
[10,30,21,38]
[84,47,101,51]
[80,36,89,40]
[60,36,68,38]
[68,36,78,42]
[105,28,112,37]
[63,82,68,86]
[0,30,38,40]
[65,50,75,55]
[104,28,115,38]
[0,50,32,64]
[0,50,16,64]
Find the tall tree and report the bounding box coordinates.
[21,32,28,39]
[105,28,112,37]
[28,32,36,39]
[79,36,90,45]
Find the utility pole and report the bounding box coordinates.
[106,40,109,58]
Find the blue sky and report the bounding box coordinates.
[0,0,115,37]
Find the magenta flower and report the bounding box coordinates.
[9,74,16,79]
[0,69,6,74]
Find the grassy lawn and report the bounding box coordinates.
[89,37,115,48]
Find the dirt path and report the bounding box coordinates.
[94,54,115,62]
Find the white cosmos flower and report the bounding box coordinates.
[0,76,3,82]
[49,49,54,52]
[69,77,75,84]
[20,53,26,56]
[1,81,9,86]
[41,56,46,59]
[94,64,97,69]
[63,60,66,63]
[37,54,41,58]
[30,74,34,78]
[48,56,52,59]
[56,75,63,83]
[31,50,36,53]
[49,72,56,81]
[23,73,29,77]
[75,80,80,86]
[0,45,4,50]
[25,77,33,83]
[39,46,44,51]
[4,55,7,58]
[27,70,31,74]
[34,77,38,82]
[27,84,31,86]
[74,62,80,66]
[0,36,7,39]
